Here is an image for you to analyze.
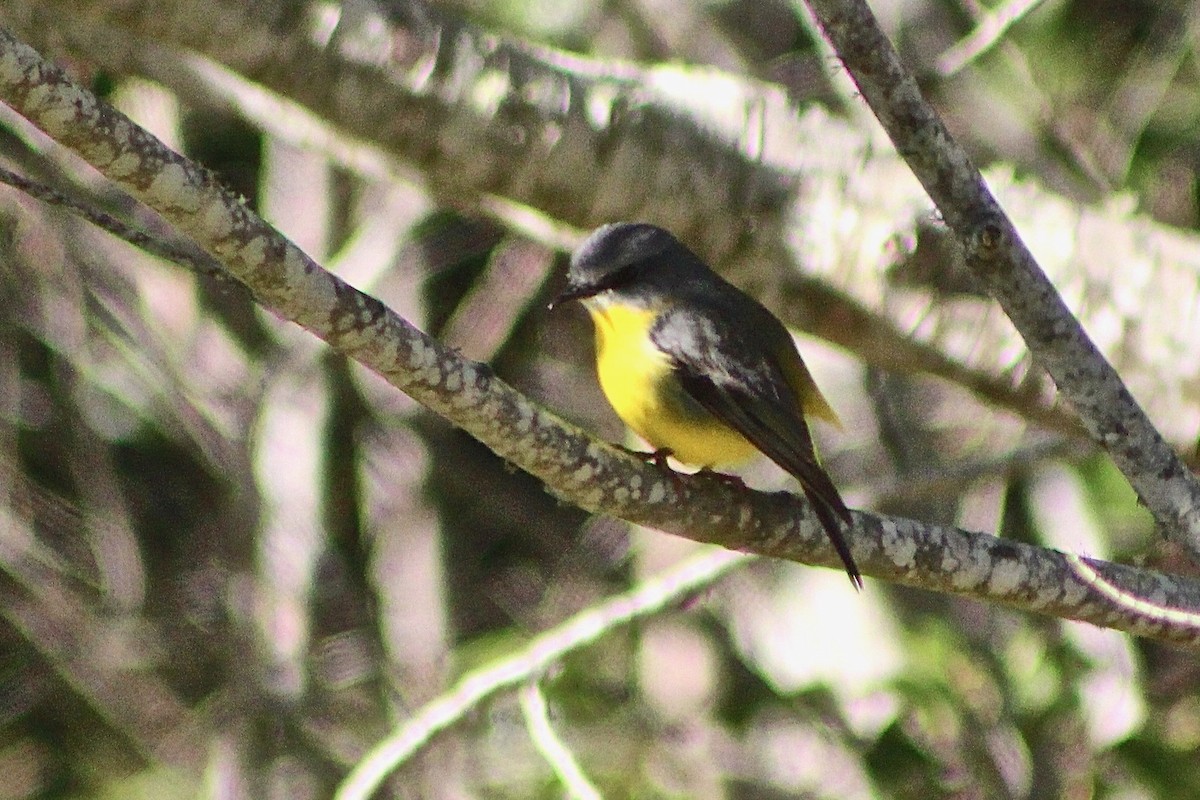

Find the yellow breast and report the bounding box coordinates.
[584,299,758,467]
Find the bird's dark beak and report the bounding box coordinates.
[548,283,589,311]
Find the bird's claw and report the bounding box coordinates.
[615,445,686,492]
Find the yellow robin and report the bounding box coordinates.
[552,222,861,588]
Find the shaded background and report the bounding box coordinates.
[0,0,1196,798]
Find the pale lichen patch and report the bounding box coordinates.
[988,558,1027,595]
[200,199,236,240]
[881,521,917,568]
[1059,580,1088,607]
[146,163,192,210]
[108,151,142,179]
[1025,584,1059,610]
[948,545,988,589]
[509,399,538,431]
[419,365,443,388]
[408,342,437,370]
[29,83,78,133]
[88,141,118,166]
[576,486,604,508]
[647,481,667,504]
[283,247,316,285]
[237,234,270,268]
[448,384,481,410]
[332,326,371,351]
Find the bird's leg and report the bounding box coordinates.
[614,444,676,472]
[613,444,691,494]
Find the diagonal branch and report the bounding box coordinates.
[804,0,1200,560]
[0,164,233,282]
[2,26,1200,651]
[5,0,1199,454]
[518,682,603,800]
[333,549,745,800]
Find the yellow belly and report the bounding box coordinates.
[585,300,758,467]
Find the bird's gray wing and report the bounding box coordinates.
[651,307,860,586]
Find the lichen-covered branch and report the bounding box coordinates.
[804,0,1200,559]
[3,1,1200,456]
[2,26,1200,648]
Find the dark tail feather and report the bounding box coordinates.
[668,371,861,586]
[801,485,862,590]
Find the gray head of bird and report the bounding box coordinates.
[550,222,684,308]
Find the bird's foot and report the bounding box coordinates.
[615,445,688,493]
[615,444,675,470]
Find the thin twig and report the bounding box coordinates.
[334,548,749,800]
[1065,552,1200,628]
[520,681,604,800]
[0,164,236,283]
[936,0,1046,77]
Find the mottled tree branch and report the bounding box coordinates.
[3,0,1199,455]
[804,0,1200,560]
[2,27,1199,649]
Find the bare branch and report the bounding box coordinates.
[519,681,604,800]
[1065,553,1200,629]
[2,25,1200,653]
[6,1,1200,454]
[335,547,750,800]
[804,0,1200,560]
[0,164,235,283]
[936,0,1047,77]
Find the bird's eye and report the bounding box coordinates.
[600,264,642,293]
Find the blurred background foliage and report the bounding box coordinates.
[0,0,1197,798]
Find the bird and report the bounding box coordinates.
[551,222,862,588]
